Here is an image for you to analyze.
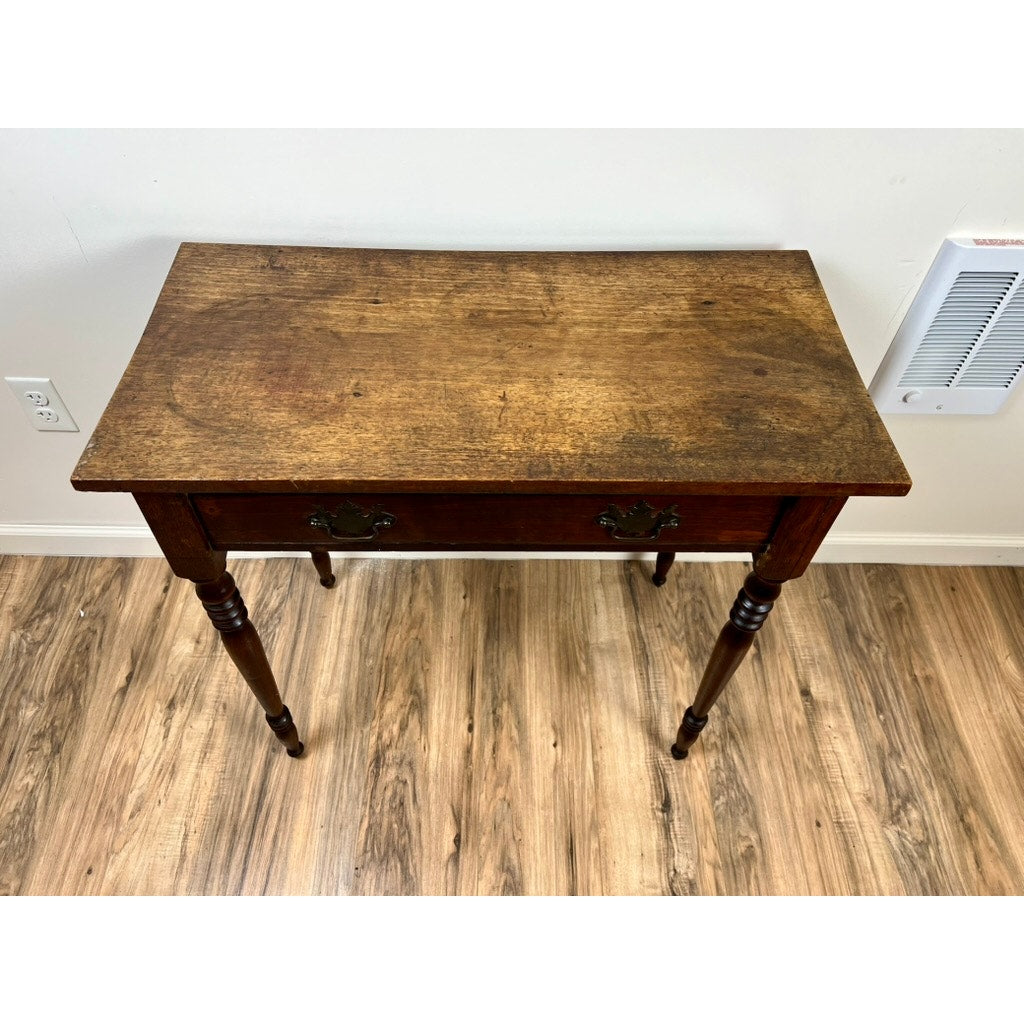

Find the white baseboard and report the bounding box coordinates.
[812,532,1024,566]
[0,524,161,557]
[1,523,1022,566]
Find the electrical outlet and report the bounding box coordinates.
[5,377,79,432]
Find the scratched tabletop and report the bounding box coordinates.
[72,244,910,497]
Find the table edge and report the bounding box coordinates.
[70,475,913,498]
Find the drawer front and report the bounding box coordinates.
[191,493,783,551]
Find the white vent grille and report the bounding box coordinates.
[870,238,1024,414]
[957,286,1024,388]
[898,272,1016,387]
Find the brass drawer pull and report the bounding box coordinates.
[308,501,397,541]
[595,501,680,541]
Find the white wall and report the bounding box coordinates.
[2,125,1022,561]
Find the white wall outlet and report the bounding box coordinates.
[5,377,79,432]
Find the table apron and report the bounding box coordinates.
[190,492,785,552]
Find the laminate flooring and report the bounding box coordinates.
[1,555,1021,895]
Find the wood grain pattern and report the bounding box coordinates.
[71,245,910,497]
[2,554,1021,896]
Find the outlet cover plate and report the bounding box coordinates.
[5,377,80,432]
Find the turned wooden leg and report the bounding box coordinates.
[652,551,676,587]
[671,570,783,760]
[195,571,304,757]
[309,549,336,588]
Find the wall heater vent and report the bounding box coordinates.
[870,238,1024,414]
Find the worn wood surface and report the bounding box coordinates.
[1,554,1021,896]
[72,245,910,497]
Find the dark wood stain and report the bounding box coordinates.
[191,492,783,551]
[70,244,911,771]
[71,245,910,497]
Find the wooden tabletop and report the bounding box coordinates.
[72,244,910,496]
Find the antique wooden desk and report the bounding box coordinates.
[72,244,910,761]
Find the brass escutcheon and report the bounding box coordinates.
[308,501,397,541]
[595,500,680,541]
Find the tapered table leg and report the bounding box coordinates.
[652,551,676,587]
[309,549,336,588]
[195,570,304,757]
[671,570,782,759]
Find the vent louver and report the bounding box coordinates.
[898,272,1016,387]
[870,238,1024,414]
[957,286,1024,389]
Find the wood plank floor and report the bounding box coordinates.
[1,554,1021,895]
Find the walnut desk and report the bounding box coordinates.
[72,244,910,761]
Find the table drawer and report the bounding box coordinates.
[191,493,784,551]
